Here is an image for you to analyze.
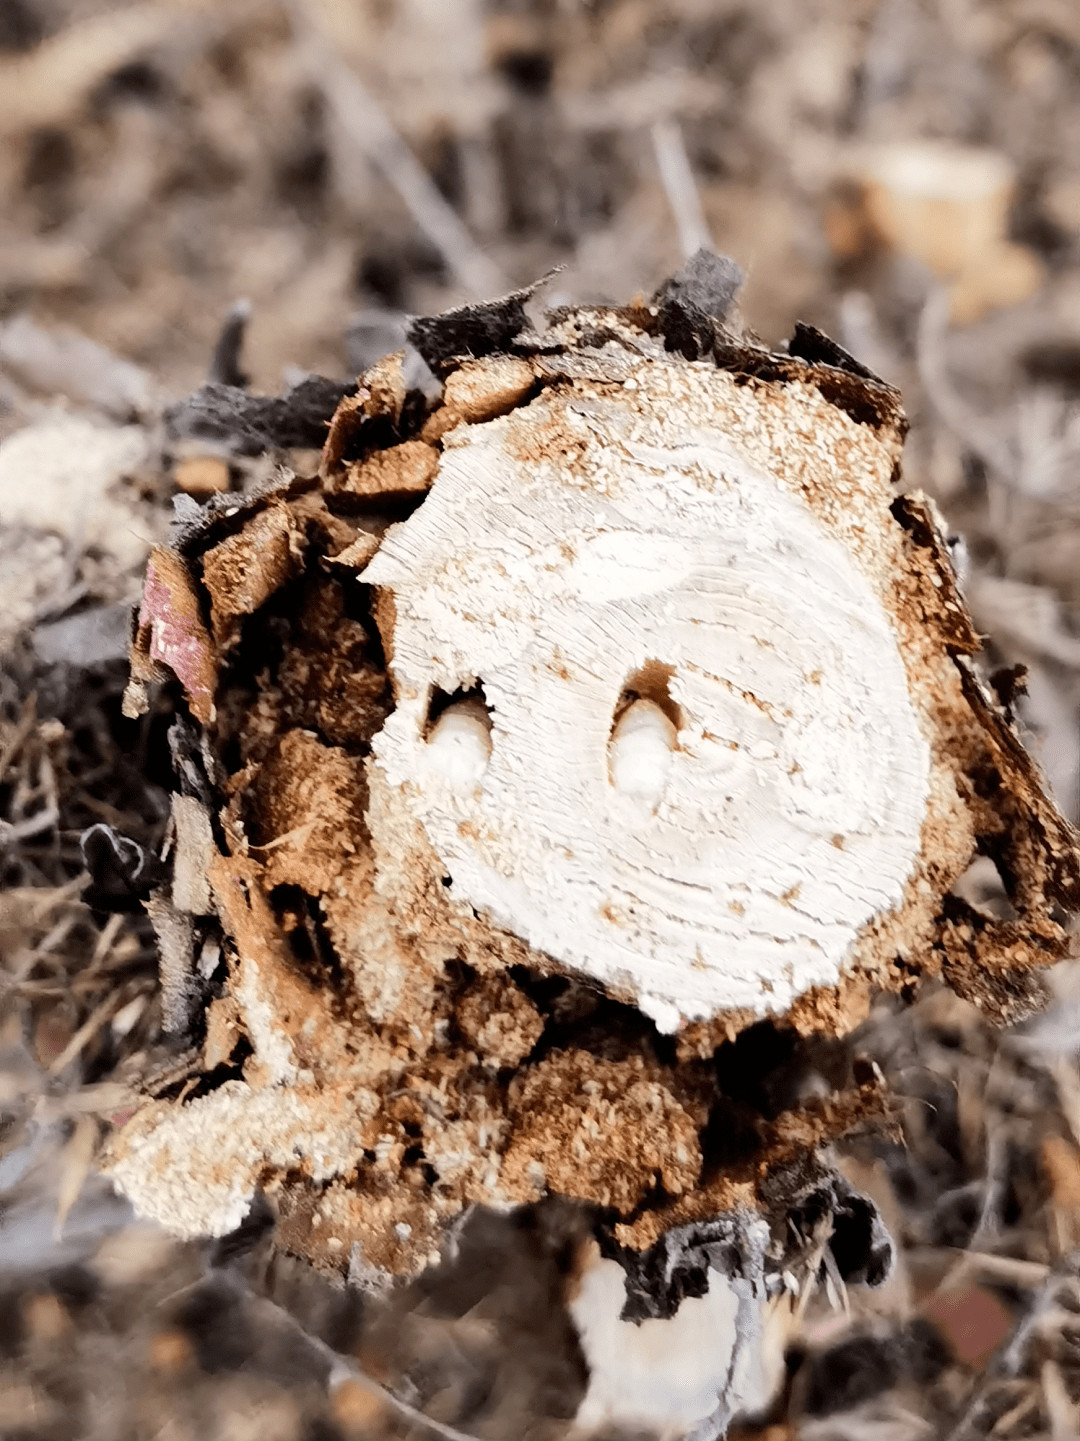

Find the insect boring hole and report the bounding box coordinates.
[270,886,348,997]
[608,661,682,804]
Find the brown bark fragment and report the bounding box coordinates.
[338,440,440,498]
[361,349,408,424]
[891,493,981,655]
[201,499,308,646]
[246,729,367,895]
[320,389,369,475]
[421,355,535,441]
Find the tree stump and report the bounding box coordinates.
[110,263,1080,1434]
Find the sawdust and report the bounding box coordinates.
[455,973,543,1069]
[502,1051,703,1211]
[245,729,367,894]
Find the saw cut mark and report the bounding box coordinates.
[363,363,933,1031]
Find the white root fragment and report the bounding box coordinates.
[569,1225,771,1435]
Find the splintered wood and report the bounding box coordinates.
[111,289,1080,1284]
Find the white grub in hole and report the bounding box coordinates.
[609,699,678,807]
[608,661,682,809]
[425,696,492,787]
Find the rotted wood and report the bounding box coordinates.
[110,261,1079,1433]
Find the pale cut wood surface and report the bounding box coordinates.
[366,354,930,1030]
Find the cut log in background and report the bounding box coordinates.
[106,257,1079,1435]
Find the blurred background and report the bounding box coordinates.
[5,0,1080,804]
[6,2,1080,1439]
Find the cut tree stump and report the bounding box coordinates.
[110,260,1080,1435]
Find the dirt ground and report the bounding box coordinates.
[5,1,1080,1437]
